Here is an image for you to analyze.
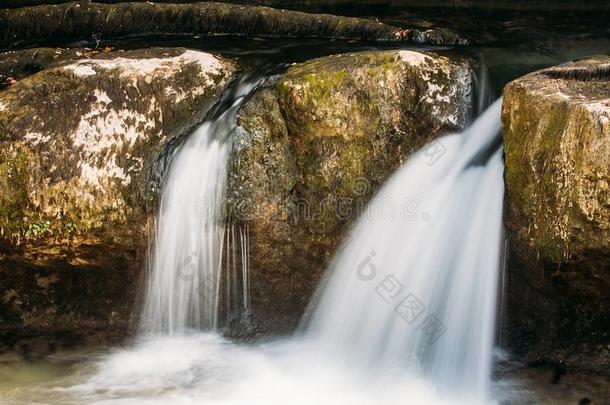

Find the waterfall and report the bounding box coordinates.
[224,222,252,322]
[140,78,258,336]
[23,96,508,405]
[304,99,505,401]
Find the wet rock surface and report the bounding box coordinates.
[502,55,610,374]
[0,47,236,355]
[227,50,472,333]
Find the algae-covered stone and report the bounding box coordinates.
[0,47,236,354]
[502,55,610,373]
[228,50,472,332]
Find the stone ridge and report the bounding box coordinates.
[0,1,466,51]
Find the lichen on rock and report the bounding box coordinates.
[502,55,610,373]
[0,47,103,90]
[0,47,236,354]
[0,47,235,239]
[227,49,472,332]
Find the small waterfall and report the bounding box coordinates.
[22,92,510,405]
[140,78,259,336]
[472,60,494,117]
[224,223,251,322]
[304,99,505,401]
[240,224,251,317]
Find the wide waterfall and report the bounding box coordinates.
[140,78,260,336]
[4,0,609,401]
[304,99,505,401]
[13,95,507,405]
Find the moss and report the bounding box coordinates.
[227,86,296,222]
[502,57,610,373]
[504,73,609,263]
[0,47,101,90]
[0,1,467,51]
[504,88,572,261]
[1,47,236,241]
[0,144,33,239]
[228,50,472,332]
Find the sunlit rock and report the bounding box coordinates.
[0,47,236,354]
[502,55,610,373]
[228,50,472,333]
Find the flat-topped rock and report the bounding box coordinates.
[502,55,610,373]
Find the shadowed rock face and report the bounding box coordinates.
[0,48,106,90]
[0,48,236,355]
[502,55,610,373]
[227,50,472,335]
[0,1,466,51]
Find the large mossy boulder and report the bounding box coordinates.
[502,55,610,372]
[228,50,472,333]
[0,48,236,355]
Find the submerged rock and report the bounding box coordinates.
[0,1,465,51]
[502,56,610,373]
[228,50,472,332]
[0,47,236,354]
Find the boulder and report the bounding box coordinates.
[0,1,465,51]
[228,50,472,333]
[0,47,236,355]
[0,47,110,90]
[502,55,610,373]
[0,47,473,348]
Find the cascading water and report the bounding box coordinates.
[140,77,260,336]
[12,83,508,405]
[304,99,505,401]
[223,222,252,321]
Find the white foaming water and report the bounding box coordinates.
[140,79,258,336]
[28,334,462,405]
[6,99,506,405]
[304,99,505,402]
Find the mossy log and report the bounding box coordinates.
[0,1,466,51]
